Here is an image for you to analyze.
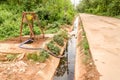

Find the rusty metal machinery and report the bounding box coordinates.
[19,12,43,41]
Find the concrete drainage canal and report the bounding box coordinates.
[53,17,79,80]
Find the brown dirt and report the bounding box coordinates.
[0,35,49,80]
[0,33,68,80]
[0,35,49,54]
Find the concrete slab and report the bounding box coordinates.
[80,13,120,80]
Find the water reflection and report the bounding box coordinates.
[54,16,79,80]
[54,56,68,77]
[53,49,68,80]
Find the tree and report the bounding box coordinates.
[77,0,120,16]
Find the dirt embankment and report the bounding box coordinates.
[75,17,100,80]
[0,29,69,80]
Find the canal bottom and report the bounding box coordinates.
[53,36,76,80]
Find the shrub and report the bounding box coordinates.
[37,50,49,62]
[27,50,49,62]
[47,41,61,55]
[27,53,32,60]
[6,54,17,61]
[37,56,46,62]
[27,53,38,61]
[53,35,64,46]
[0,16,4,24]
[40,50,49,58]
[58,30,69,40]
[31,53,37,61]
[0,0,75,40]
[39,50,49,58]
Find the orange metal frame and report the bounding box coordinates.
[20,12,42,41]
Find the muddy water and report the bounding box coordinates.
[53,17,79,80]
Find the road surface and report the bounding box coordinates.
[80,13,120,80]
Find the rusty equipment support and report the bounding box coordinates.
[20,12,42,41]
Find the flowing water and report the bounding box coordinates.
[53,17,79,80]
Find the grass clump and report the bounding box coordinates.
[80,29,91,64]
[27,50,49,62]
[83,38,89,55]
[58,30,69,40]
[47,41,61,55]
[38,50,49,62]
[27,53,38,61]
[6,54,17,61]
[53,35,64,47]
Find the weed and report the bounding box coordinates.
[31,53,38,61]
[47,41,61,55]
[0,1,75,40]
[53,35,64,46]
[58,30,69,40]
[37,56,46,63]
[83,39,89,50]
[38,50,49,62]
[79,27,91,64]
[27,53,32,60]
[27,50,49,62]
[40,50,49,58]
[6,54,16,61]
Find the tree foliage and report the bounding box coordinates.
[77,0,120,16]
[0,0,75,40]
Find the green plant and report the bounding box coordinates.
[58,30,69,40]
[82,31,89,53]
[53,35,64,46]
[27,53,38,61]
[77,0,120,17]
[27,50,49,62]
[31,53,38,61]
[37,56,46,63]
[0,16,4,25]
[45,27,59,34]
[47,41,61,55]
[27,53,32,60]
[0,0,75,40]
[6,54,16,61]
[39,50,49,58]
[37,50,49,62]
[83,39,89,50]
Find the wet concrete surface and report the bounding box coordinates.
[68,36,76,80]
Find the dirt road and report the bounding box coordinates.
[80,13,120,80]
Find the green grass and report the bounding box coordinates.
[47,41,61,55]
[115,15,120,19]
[27,50,49,63]
[81,36,91,64]
[6,54,17,61]
[79,25,91,64]
[0,1,75,40]
[53,35,64,46]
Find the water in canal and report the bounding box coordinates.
[53,17,79,80]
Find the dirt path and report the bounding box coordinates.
[80,13,120,80]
